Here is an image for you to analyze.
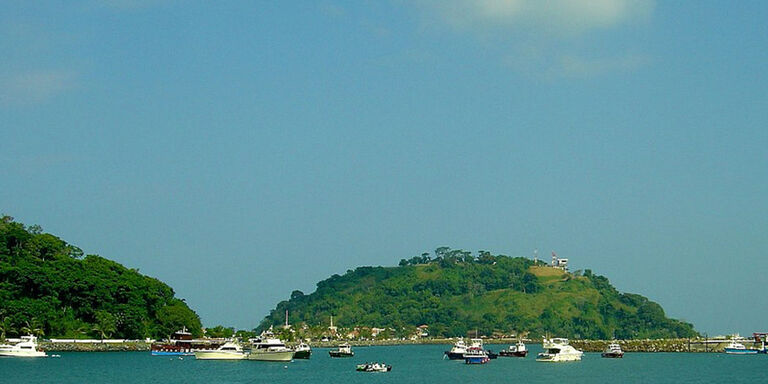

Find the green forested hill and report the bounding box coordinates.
[0,216,201,340]
[259,249,697,339]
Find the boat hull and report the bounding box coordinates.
[329,351,354,357]
[465,356,490,364]
[725,348,759,355]
[0,351,47,358]
[151,350,193,356]
[499,350,528,357]
[601,352,624,358]
[194,351,247,360]
[293,350,311,359]
[247,350,294,361]
[536,353,582,362]
[444,351,465,360]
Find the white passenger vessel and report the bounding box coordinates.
[536,338,583,362]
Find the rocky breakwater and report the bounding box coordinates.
[570,339,729,353]
[41,340,151,352]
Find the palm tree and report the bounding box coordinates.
[93,311,117,340]
[21,320,45,337]
[0,317,15,341]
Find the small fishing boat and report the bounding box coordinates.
[468,338,497,359]
[293,341,311,359]
[0,335,47,358]
[329,343,354,357]
[356,362,392,372]
[499,340,528,357]
[463,347,490,364]
[724,341,758,355]
[601,342,624,358]
[536,338,583,362]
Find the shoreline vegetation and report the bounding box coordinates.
[40,338,746,353]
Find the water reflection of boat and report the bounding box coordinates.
[0,335,47,358]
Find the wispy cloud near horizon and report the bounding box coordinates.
[0,70,77,107]
[414,0,654,35]
[409,0,655,78]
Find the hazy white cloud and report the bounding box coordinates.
[96,0,168,10]
[415,0,654,35]
[503,49,652,80]
[554,52,652,78]
[0,70,76,106]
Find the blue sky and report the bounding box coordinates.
[2,1,767,335]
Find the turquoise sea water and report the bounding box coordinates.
[2,344,764,383]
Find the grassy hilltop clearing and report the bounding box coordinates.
[259,249,698,340]
[0,216,202,340]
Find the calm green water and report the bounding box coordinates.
[1,344,763,383]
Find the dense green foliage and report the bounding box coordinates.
[260,248,698,339]
[0,216,202,340]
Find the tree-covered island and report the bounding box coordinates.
[259,248,698,340]
[0,215,202,340]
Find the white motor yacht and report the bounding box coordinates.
[444,338,468,360]
[247,337,294,361]
[601,342,624,358]
[194,341,247,360]
[536,338,583,362]
[0,335,47,358]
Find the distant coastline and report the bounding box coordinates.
[40,337,745,353]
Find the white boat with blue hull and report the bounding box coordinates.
[724,341,758,355]
[463,347,490,364]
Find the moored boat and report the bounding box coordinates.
[0,335,47,358]
[724,341,758,355]
[356,362,392,372]
[469,338,497,359]
[247,335,294,361]
[444,338,468,360]
[463,346,490,364]
[499,340,528,357]
[194,341,247,360]
[536,338,583,362]
[293,341,311,359]
[329,343,354,357]
[151,328,219,356]
[601,342,624,358]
